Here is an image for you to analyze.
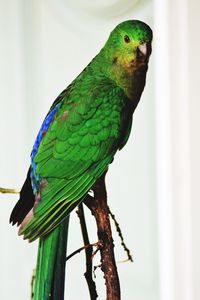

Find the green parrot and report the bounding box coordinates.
[10,20,152,299]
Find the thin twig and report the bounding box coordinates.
[77,203,98,300]
[30,269,36,300]
[93,264,101,279]
[66,242,99,261]
[84,173,121,300]
[0,187,19,194]
[108,207,133,262]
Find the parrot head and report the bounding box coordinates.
[105,20,152,69]
[97,20,153,98]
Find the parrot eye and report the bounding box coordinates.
[124,35,130,43]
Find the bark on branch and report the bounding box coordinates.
[84,173,121,300]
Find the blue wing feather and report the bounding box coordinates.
[31,103,61,194]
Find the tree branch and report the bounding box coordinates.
[77,203,98,300]
[84,173,121,300]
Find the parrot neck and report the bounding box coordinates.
[92,49,148,102]
[111,65,148,103]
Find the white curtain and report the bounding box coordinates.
[154,0,200,300]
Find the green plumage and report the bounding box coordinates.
[21,71,133,241]
[33,218,69,300]
[10,20,152,300]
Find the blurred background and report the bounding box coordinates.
[0,0,199,299]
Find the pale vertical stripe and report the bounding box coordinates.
[170,0,193,299]
[153,0,175,299]
[154,0,194,299]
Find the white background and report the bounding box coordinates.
[0,1,199,299]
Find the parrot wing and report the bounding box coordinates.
[20,79,128,241]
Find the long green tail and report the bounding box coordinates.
[33,217,69,300]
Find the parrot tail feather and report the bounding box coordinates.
[33,216,69,300]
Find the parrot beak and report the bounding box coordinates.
[138,43,147,56]
[137,42,152,60]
